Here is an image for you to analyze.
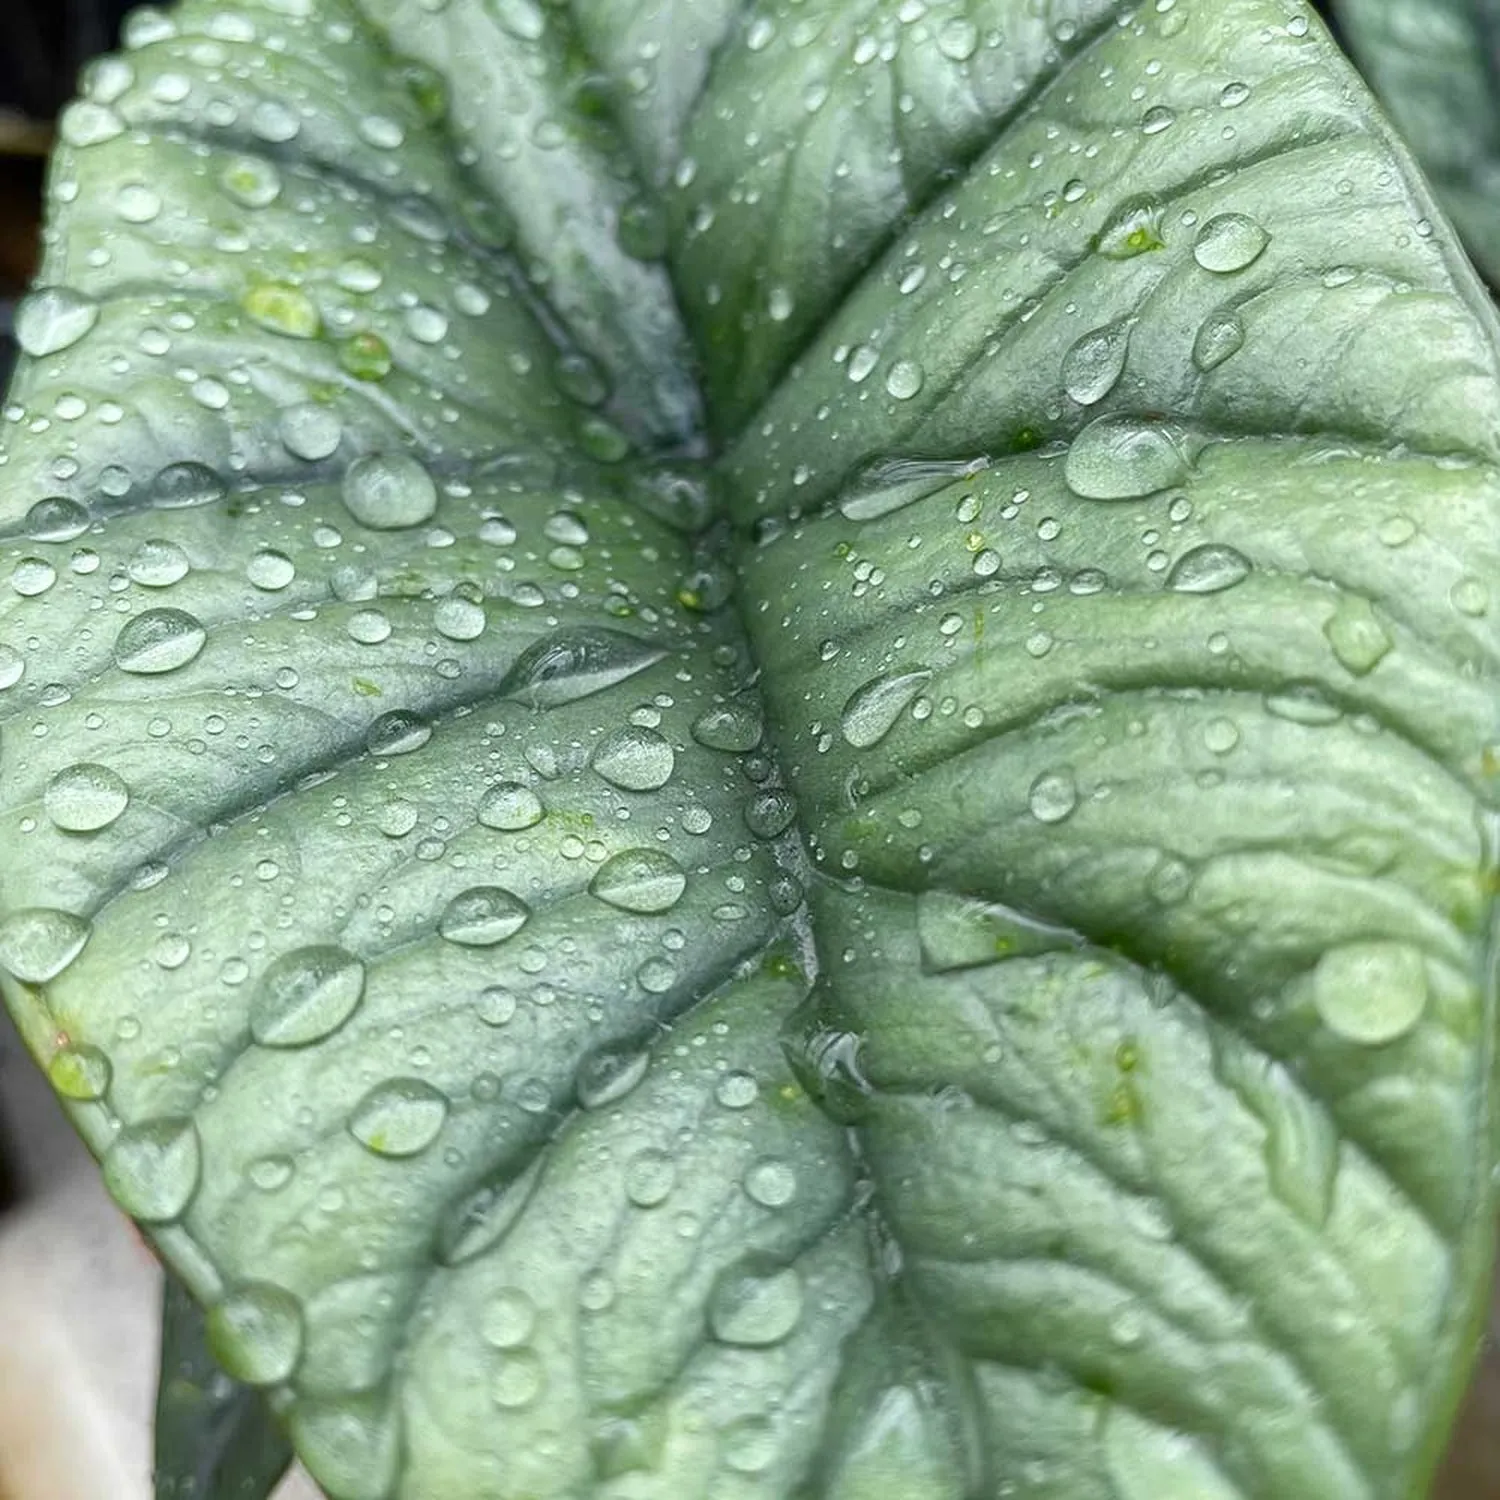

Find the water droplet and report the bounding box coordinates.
[691,702,763,753]
[1065,415,1190,500]
[206,1283,304,1386]
[220,155,282,208]
[1094,199,1165,259]
[15,287,100,357]
[26,496,90,542]
[589,849,687,913]
[434,596,486,641]
[715,1071,758,1109]
[744,1158,797,1207]
[437,1157,543,1266]
[936,15,978,59]
[349,1078,449,1156]
[1324,597,1391,675]
[839,455,988,522]
[11,558,56,597]
[481,1288,537,1349]
[592,726,674,791]
[341,452,438,530]
[1452,577,1490,617]
[884,358,925,400]
[500,628,664,708]
[1062,321,1131,405]
[617,193,668,260]
[491,1350,545,1409]
[478,782,543,831]
[709,1261,803,1346]
[47,1042,111,1101]
[1313,942,1427,1045]
[366,710,432,756]
[841,670,932,748]
[45,762,130,832]
[340,331,393,381]
[1265,682,1341,726]
[439,887,530,946]
[152,461,224,510]
[576,1046,651,1109]
[1193,214,1270,273]
[744,790,796,840]
[0,907,92,983]
[125,538,189,589]
[625,1148,675,1207]
[1028,769,1078,823]
[1192,308,1245,371]
[114,609,207,675]
[103,1117,201,1222]
[251,946,366,1048]
[916,890,1079,971]
[278,403,342,461]
[1141,105,1176,135]
[247,550,296,591]
[1166,544,1250,594]
[0,645,23,691]
[58,100,124,147]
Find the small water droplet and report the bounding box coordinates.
[278,403,342,461]
[366,710,432,756]
[348,1078,449,1156]
[884,358,925,400]
[48,1042,112,1101]
[576,1046,651,1109]
[691,702,763,753]
[243,282,320,339]
[625,1148,675,1207]
[491,1350,545,1409]
[1324,597,1391,675]
[481,1288,537,1349]
[1094,198,1165,259]
[744,1158,797,1207]
[247,550,297,591]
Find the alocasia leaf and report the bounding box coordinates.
[2,1,1499,1496]
[1332,0,1500,285]
[156,1275,295,1499]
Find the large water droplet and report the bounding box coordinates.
[589,849,687,913]
[206,1283,305,1385]
[439,887,530,945]
[26,496,91,542]
[592,726,675,791]
[1094,199,1165,259]
[1166,544,1250,594]
[1027,769,1078,823]
[48,1042,112,1101]
[278,403,342,461]
[243,282,321,339]
[478,782,544,831]
[709,1261,804,1347]
[341,452,438,530]
[0,907,92,983]
[576,1046,651,1109]
[45,762,130,832]
[15,287,100,357]
[1192,309,1245,371]
[349,1078,449,1156]
[1324,597,1391,676]
[691,702,763,753]
[481,1288,538,1349]
[103,1117,201,1223]
[127,538,191,588]
[840,670,932,749]
[1065,415,1190,500]
[251,946,367,1048]
[114,608,207,674]
[916,890,1079,972]
[1062,321,1131,405]
[500,628,664,709]
[1312,941,1427,1045]
[838,455,988,522]
[1193,213,1270,273]
[366,710,432,756]
[438,1157,544,1266]
[153,461,225,510]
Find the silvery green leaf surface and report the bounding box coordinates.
[3,1,1499,1497]
[1333,0,1500,285]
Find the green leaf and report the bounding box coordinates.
[1333,0,1500,285]
[156,1275,294,1499]
[3,1,1499,1497]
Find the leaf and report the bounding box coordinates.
[156,1275,294,1500]
[2,1,1499,1498]
[1332,0,1500,285]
